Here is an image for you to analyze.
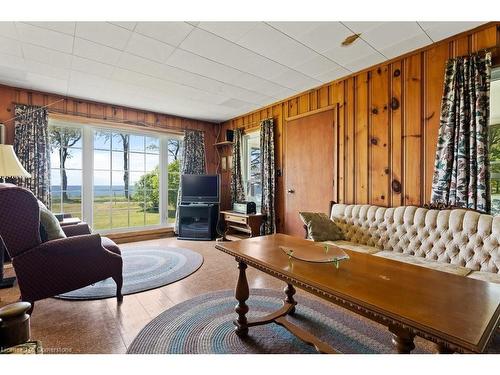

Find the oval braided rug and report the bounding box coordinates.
[55,247,203,300]
[127,288,500,354]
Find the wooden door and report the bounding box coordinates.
[284,108,336,237]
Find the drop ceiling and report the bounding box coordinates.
[0,21,486,122]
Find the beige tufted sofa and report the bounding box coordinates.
[318,204,500,284]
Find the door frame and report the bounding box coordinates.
[282,104,339,234]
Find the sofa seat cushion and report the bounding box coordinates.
[467,271,500,284]
[374,251,471,276]
[324,240,380,255]
[101,237,121,255]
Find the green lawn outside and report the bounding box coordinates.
[51,195,177,230]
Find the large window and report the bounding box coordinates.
[48,119,182,232]
[242,131,262,211]
[167,139,183,223]
[490,68,500,215]
[50,125,83,218]
[93,131,160,230]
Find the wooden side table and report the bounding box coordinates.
[220,211,265,239]
[60,217,82,226]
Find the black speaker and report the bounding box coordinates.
[226,129,234,142]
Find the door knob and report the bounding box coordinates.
[287,189,295,194]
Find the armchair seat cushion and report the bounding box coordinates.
[323,240,380,255]
[467,271,500,284]
[101,237,121,255]
[374,251,472,277]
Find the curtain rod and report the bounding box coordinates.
[2,99,65,124]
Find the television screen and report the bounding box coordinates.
[181,174,220,203]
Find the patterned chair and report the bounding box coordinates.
[0,183,123,312]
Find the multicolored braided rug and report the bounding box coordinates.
[56,247,203,300]
[127,288,500,354]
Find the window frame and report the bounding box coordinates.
[242,130,262,212]
[489,66,500,216]
[48,118,183,234]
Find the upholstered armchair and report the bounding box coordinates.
[0,183,123,312]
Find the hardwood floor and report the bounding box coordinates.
[0,237,289,354]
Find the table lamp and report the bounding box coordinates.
[0,144,31,288]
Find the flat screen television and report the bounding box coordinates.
[181,174,220,203]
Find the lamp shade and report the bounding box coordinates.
[0,144,31,178]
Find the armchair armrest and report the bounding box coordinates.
[62,223,92,237]
[28,234,104,256]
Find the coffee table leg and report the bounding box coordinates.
[389,326,415,354]
[234,261,249,337]
[284,283,297,315]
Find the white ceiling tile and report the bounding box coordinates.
[0,35,22,57]
[26,73,68,95]
[166,49,241,83]
[419,22,486,42]
[219,98,253,110]
[322,38,384,67]
[75,22,131,50]
[71,56,115,78]
[270,22,352,54]
[73,38,122,65]
[379,33,432,59]
[24,60,70,80]
[109,22,137,31]
[180,28,288,80]
[313,66,350,83]
[346,53,387,74]
[341,22,383,33]
[346,22,424,51]
[294,54,341,78]
[196,22,260,42]
[134,22,194,47]
[22,43,72,69]
[16,23,74,53]
[269,69,321,91]
[230,72,290,98]
[116,52,166,79]
[125,33,175,63]
[0,52,25,71]
[0,22,18,39]
[235,23,318,68]
[27,22,75,35]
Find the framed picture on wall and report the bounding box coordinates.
[221,156,227,171]
[228,155,233,170]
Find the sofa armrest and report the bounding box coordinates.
[62,223,92,237]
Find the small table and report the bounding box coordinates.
[220,211,265,239]
[215,234,500,354]
[59,217,81,226]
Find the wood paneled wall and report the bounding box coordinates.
[0,84,219,173]
[219,23,500,234]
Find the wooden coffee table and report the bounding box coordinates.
[215,234,500,354]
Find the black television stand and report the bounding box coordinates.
[177,203,219,241]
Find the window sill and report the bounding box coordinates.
[104,226,175,244]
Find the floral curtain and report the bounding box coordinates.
[230,128,246,203]
[260,118,276,234]
[13,104,51,207]
[174,129,207,233]
[431,52,492,213]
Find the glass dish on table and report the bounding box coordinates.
[279,243,349,269]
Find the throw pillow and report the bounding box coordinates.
[299,212,343,242]
[38,201,67,241]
